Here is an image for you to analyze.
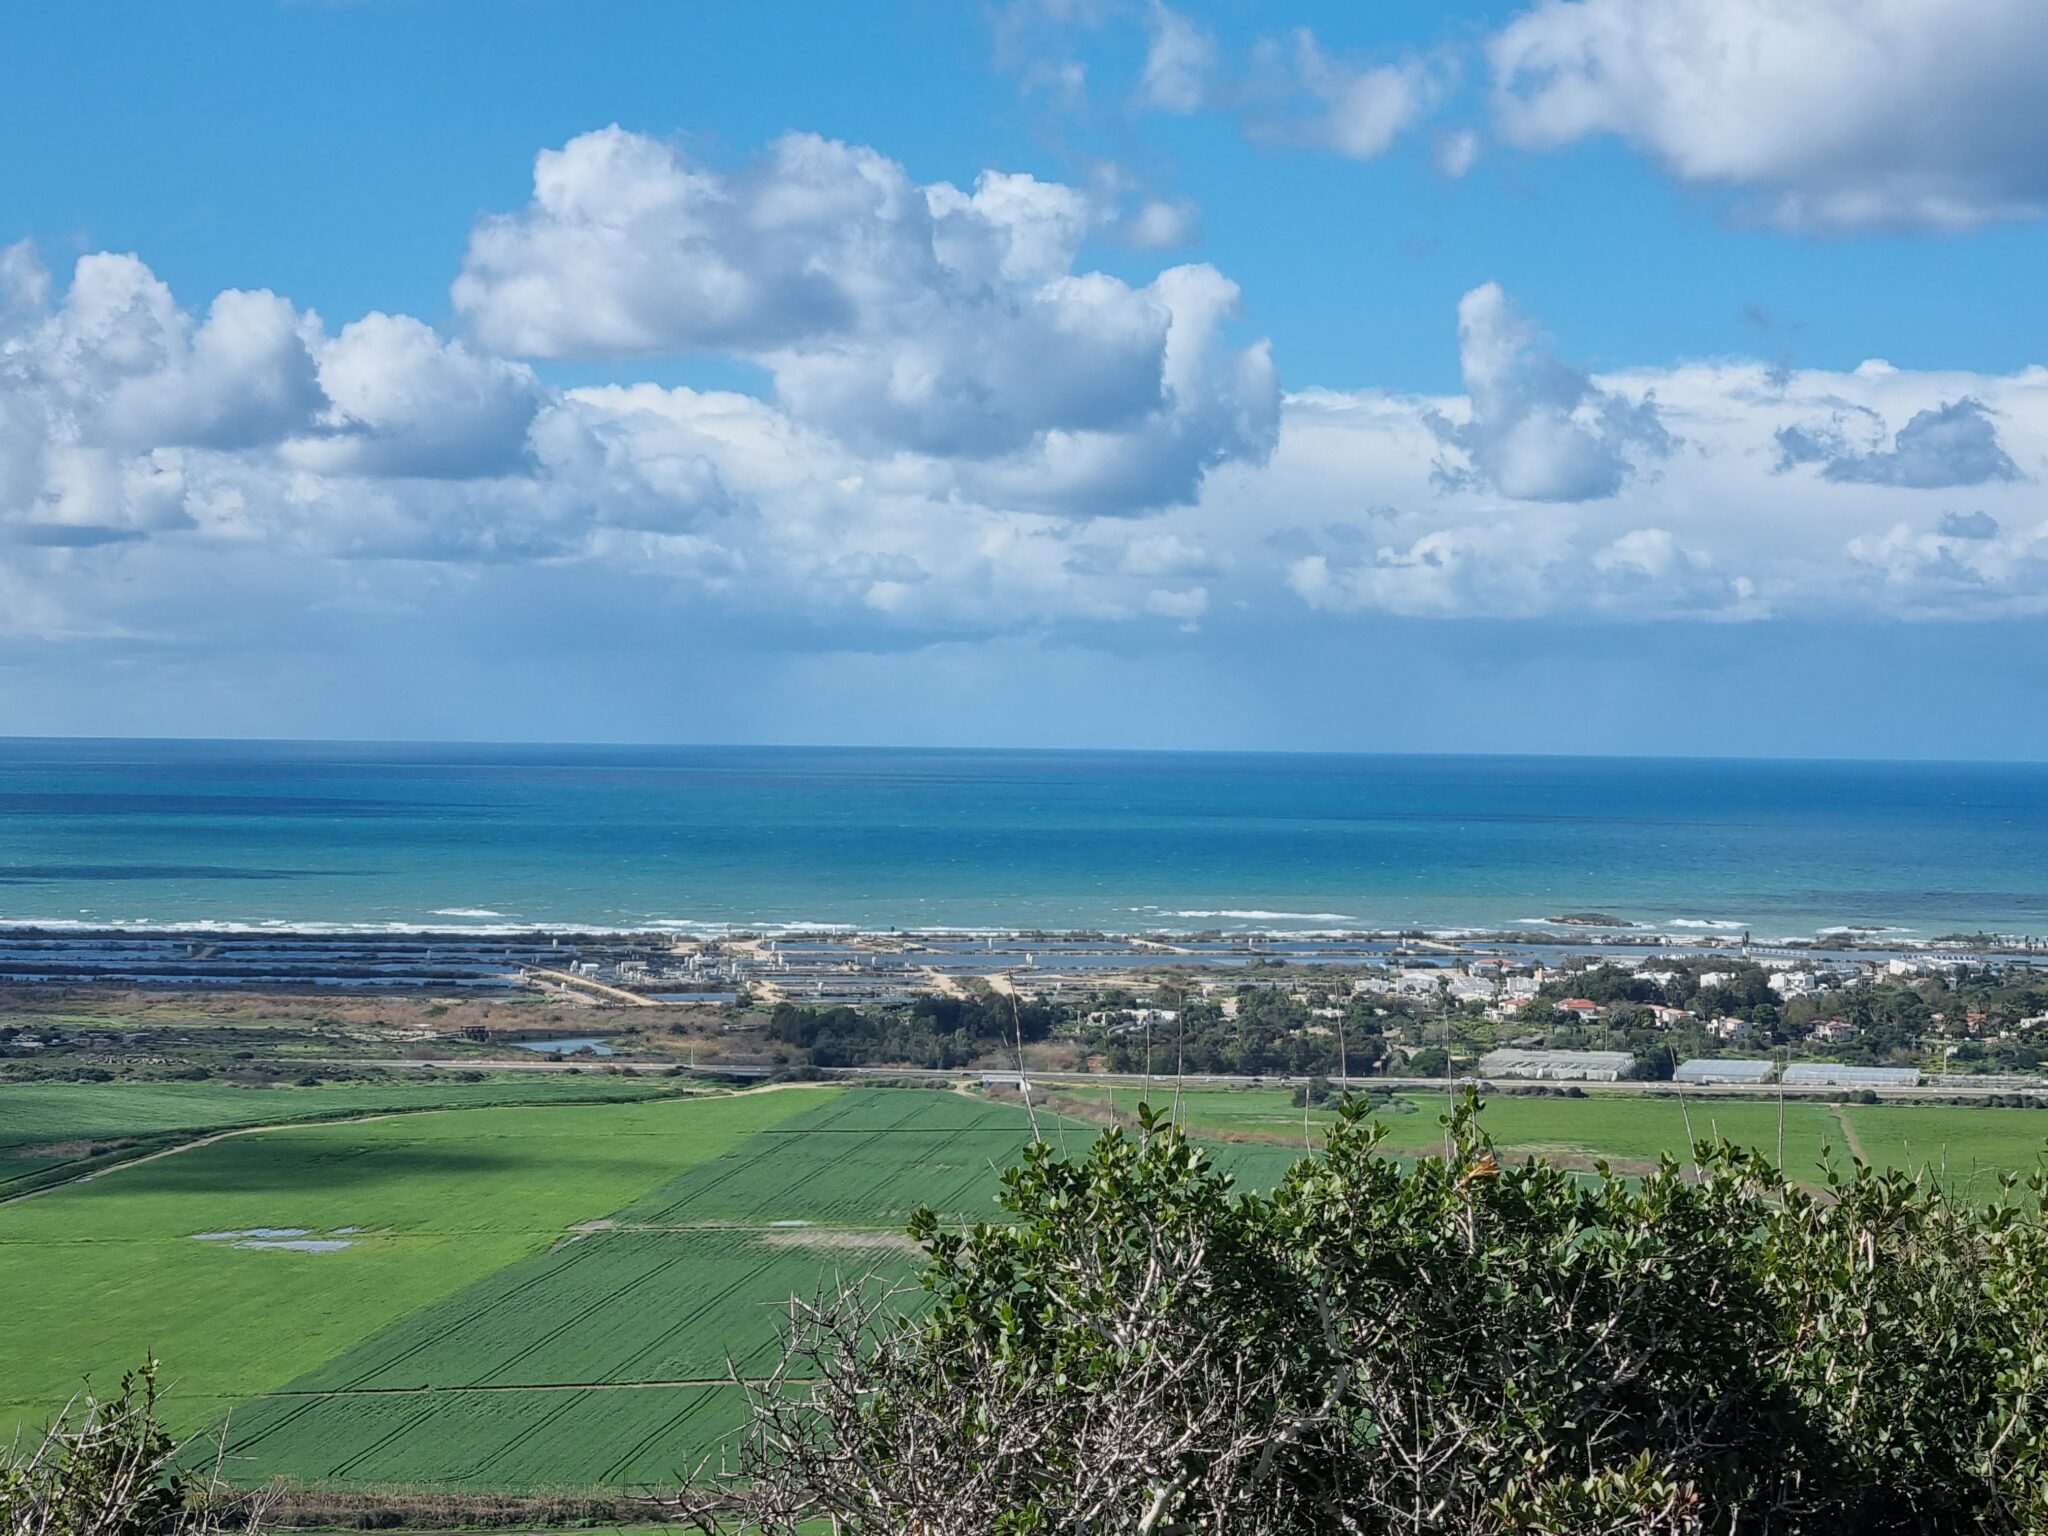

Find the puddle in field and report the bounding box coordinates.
[240,1238,355,1252]
[190,1226,358,1253]
[768,1219,812,1228]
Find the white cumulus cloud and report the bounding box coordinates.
[451,127,1275,510]
[1427,281,1674,502]
[1489,0,2048,231]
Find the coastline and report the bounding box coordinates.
[0,915,2031,951]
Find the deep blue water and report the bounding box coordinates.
[1,739,2045,938]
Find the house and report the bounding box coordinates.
[1767,970,1820,997]
[1558,997,1602,1019]
[1810,1019,1860,1043]
[1646,1004,1691,1028]
[1393,969,1450,999]
[1501,974,1543,1001]
[1697,971,1735,990]
[1707,1016,1754,1042]
[1446,974,1498,1004]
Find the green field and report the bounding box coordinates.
[203,1092,1051,1490]
[6,1077,2048,1497]
[0,1074,684,1197]
[1052,1084,2048,1188]
[0,1089,819,1446]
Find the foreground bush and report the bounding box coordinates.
[694,1096,2048,1534]
[2,1366,257,1536]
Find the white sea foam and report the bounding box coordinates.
[1665,919,1749,931]
[1167,909,1360,923]
[432,907,511,919]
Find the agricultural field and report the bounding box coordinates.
[7,1077,2048,1500]
[0,1073,685,1197]
[206,1091,1047,1491]
[1048,1083,2048,1187]
[0,1089,819,1444]
[1839,1102,2048,1194]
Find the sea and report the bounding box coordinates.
[2,738,2046,941]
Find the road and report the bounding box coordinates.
[521,967,660,1007]
[306,1057,2035,1102]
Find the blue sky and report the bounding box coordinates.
[4,0,2048,755]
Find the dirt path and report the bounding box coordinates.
[1830,1103,1870,1164]
[522,966,658,1007]
[924,968,971,999]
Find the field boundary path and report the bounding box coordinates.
[1830,1104,1869,1164]
[0,1114,405,1208]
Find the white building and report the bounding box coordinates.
[1393,969,1450,999]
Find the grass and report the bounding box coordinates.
[1842,1102,2048,1198]
[0,1074,687,1197]
[10,1078,2048,1498]
[615,1089,1051,1228]
[287,1227,913,1391]
[207,1091,1036,1493]
[0,1089,827,1442]
[213,1382,760,1492]
[1058,1083,2048,1188]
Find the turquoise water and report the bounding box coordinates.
[1,739,2045,938]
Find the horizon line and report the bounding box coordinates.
[1,733,2045,770]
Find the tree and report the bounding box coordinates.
[1401,1044,1450,1077]
[1631,1041,1677,1081]
[1289,1075,1332,1108]
[691,1097,2048,1535]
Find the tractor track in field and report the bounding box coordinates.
[256,1377,779,1397]
[1830,1104,1870,1164]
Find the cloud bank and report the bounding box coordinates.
[4,120,2048,691]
